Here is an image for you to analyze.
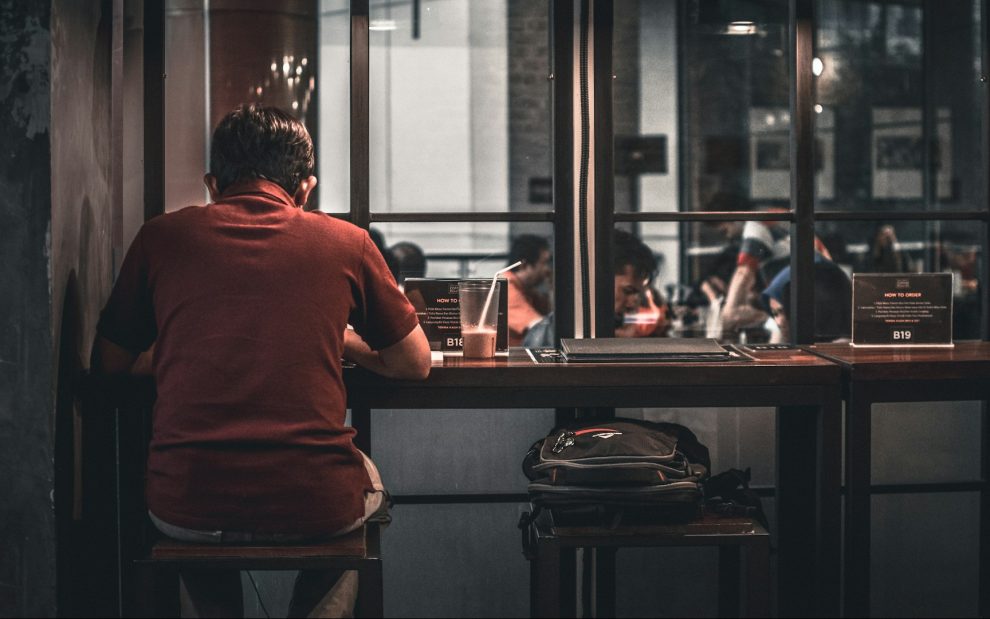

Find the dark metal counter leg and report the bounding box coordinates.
[844,390,873,618]
[777,404,820,617]
[980,398,989,618]
[594,547,617,618]
[355,559,383,618]
[532,542,562,618]
[718,545,742,617]
[745,540,771,618]
[817,392,842,616]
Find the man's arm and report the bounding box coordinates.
[720,265,768,333]
[91,336,154,376]
[344,325,431,380]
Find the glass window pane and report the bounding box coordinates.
[872,400,982,485]
[371,221,553,347]
[815,1,986,211]
[367,0,551,214]
[166,2,322,212]
[618,220,797,344]
[318,0,352,213]
[613,0,791,213]
[872,492,980,616]
[371,221,553,280]
[815,219,983,339]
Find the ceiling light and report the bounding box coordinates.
[369,19,397,31]
[812,57,824,76]
[726,21,757,35]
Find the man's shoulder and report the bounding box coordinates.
[296,209,366,236]
[139,205,207,236]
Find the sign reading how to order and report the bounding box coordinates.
[852,273,954,347]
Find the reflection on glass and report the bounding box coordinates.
[373,222,555,347]
[366,0,551,214]
[629,222,770,343]
[815,1,985,210]
[816,219,982,339]
[622,221,848,344]
[613,0,790,212]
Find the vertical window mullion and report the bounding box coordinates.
[594,0,614,338]
[351,0,370,230]
[144,0,165,224]
[982,0,990,341]
[552,0,576,344]
[790,0,816,344]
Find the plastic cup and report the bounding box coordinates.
[459,280,500,358]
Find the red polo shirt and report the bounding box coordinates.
[97,179,419,535]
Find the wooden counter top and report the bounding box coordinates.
[809,340,990,381]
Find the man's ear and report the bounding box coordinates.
[204,174,221,202]
[293,175,318,208]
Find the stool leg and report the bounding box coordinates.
[355,560,383,618]
[593,547,617,618]
[744,541,771,618]
[132,563,180,618]
[532,542,563,618]
[561,547,577,617]
[844,392,872,618]
[719,545,742,618]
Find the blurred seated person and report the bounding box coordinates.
[389,241,427,288]
[689,191,751,307]
[761,258,852,343]
[506,234,553,346]
[370,226,400,283]
[521,229,663,347]
[613,229,667,337]
[617,285,671,338]
[721,217,832,336]
[868,224,908,273]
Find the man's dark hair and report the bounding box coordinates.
[210,104,315,195]
[390,241,427,282]
[368,227,399,280]
[613,229,657,281]
[509,234,550,266]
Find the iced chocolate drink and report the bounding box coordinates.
[462,328,497,358]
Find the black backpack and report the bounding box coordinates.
[521,418,710,527]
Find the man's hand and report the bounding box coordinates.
[344,325,431,380]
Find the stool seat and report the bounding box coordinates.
[134,523,383,617]
[546,513,765,542]
[146,525,371,568]
[526,508,770,618]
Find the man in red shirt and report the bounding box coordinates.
[93,105,430,616]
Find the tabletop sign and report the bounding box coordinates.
[851,273,954,347]
[403,278,509,354]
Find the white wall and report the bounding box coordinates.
[637,0,680,290]
[321,0,510,264]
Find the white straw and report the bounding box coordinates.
[480,261,523,326]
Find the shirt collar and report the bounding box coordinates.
[220,178,298,208]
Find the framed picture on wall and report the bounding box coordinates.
[871,107,953,201]
[749,107,835,202]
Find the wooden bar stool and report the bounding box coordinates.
[132,522,383,618]
[524,509,770,618]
